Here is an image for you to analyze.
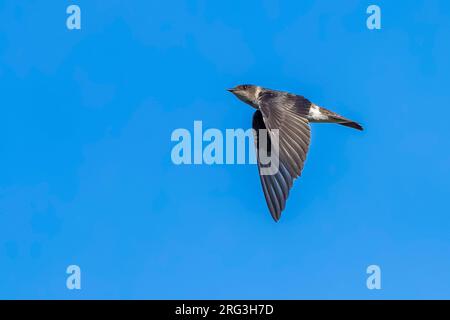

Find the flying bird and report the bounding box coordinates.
[228,84,363,222]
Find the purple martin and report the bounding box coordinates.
[228,85,363,222]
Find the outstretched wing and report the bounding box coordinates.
[252,93,311,221]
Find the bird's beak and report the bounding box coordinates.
[227,88,236,93]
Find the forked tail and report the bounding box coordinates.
[338,121,363,131]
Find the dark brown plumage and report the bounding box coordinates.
[228,85,363,221]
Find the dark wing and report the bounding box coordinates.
[252,93,311,221]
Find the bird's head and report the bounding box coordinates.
[227,84,261,108]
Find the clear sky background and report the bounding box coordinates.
[1,0,449,299]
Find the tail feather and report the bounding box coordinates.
[338,121,363,131]
[315,105,363,131]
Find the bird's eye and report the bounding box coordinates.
[241,85,248,90]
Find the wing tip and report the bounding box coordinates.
[270,211,281,222]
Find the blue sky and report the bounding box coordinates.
[1,0,450,299]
